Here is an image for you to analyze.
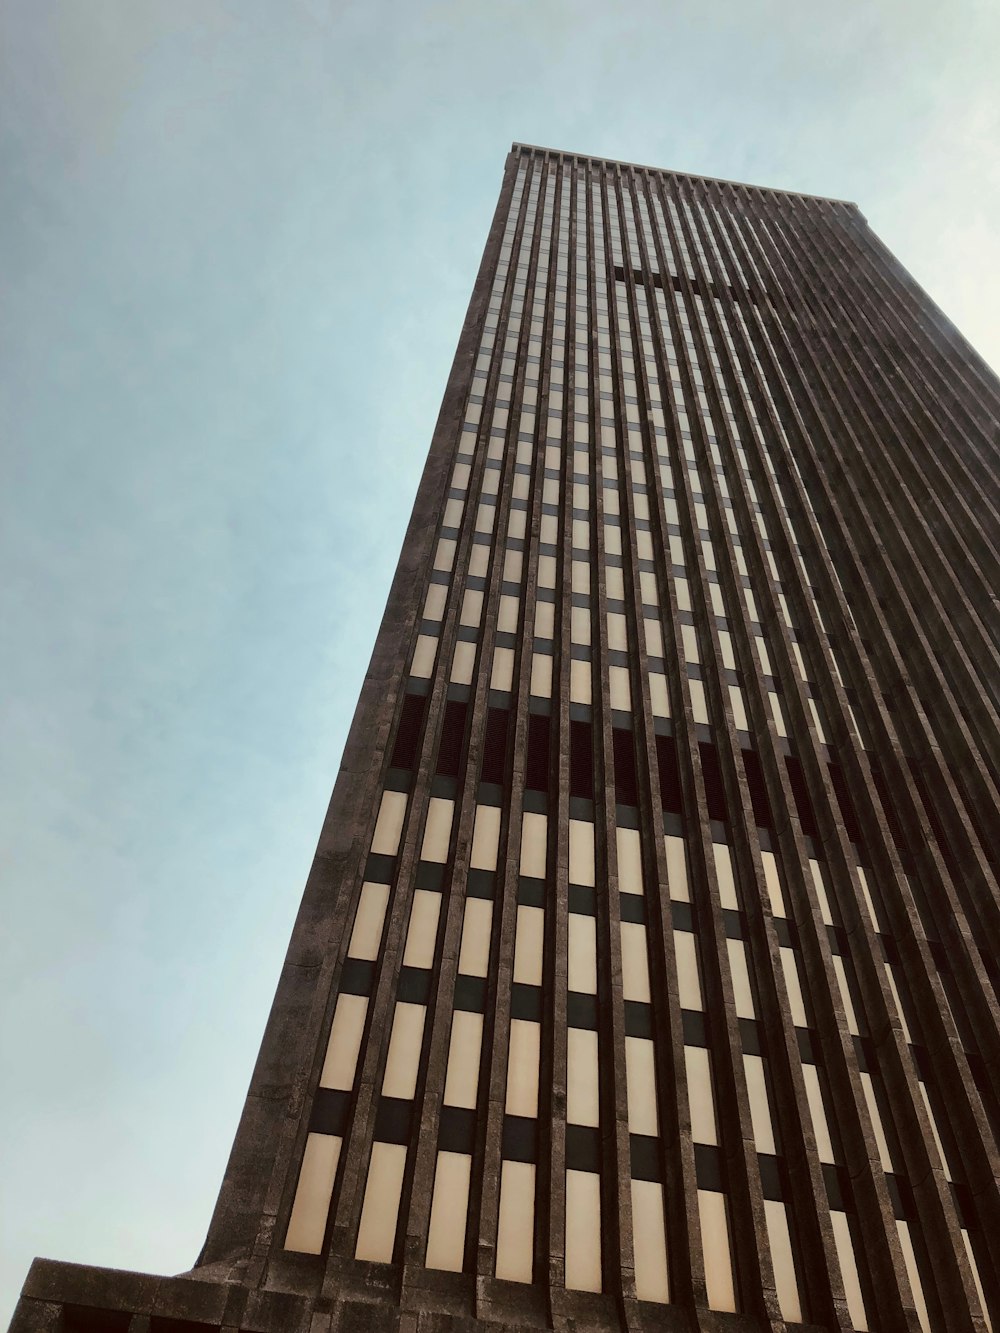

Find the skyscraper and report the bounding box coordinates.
[12,143,1000,1333]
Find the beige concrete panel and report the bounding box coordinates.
[355,1142,407,1263]
[685,1045,718,1145]
[468,541,490,576]
[496,1160,535,1283]
[802,1063,836,1163]
[450,639,476,685]
[347,882,390,963]
[607,613,629,651]
[780,947,808,1027]
[620,921,651,1003]
[625,1036,659,1137]
[458,897,493,978]
[616,826,643,895]
[567,1026,600,1127]
[513,904,545,986]
[743,1054,776,1155]
[831,1210,869,1331]
[319,994,368,1091]
[382,1002,425,1100]
[808,858,834,924]
[860,1071,895,1173]
[470,804,502,871]
[569,819,596,886]
[410,634,438,678]
[674,929,703,1009]
[764,1200,802,1322]
[689,678,710,725]
[284,1133,342,1255]
[423,583,448,622]
[534,601,555,638]
[896,1220,931,1333]
[832,954,860,1034]
[425,1151,472,1272]
[649,671,671,717]
[713,842,740,910]
[505,1018,540,1117]
[443,1009,483,1109]
[726,938,756,1019]
[421,797,454,863]
[371,790,408,857]
[609,665,631,710]
[519,811,548,879]
[760,850,787,917]
[402,889,441,969]
[491,646,514,691]
[530,653,552,697]
[665,836,689,900]
[498,595,520,633]
[460,589,483,627]
[565,1170,603,1292]
[698,1189,737,1312]
[568,913,598,994]
[570,658,592,704]
[631,1178,670,1303]
[433,538,457,571]
[571,605,591,645]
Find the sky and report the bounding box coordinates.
[1,0,998,1322]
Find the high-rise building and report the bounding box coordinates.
[11,143,1000,1333]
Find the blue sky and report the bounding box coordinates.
[1,0,998,1320]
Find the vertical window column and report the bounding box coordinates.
[564,816,602,1293]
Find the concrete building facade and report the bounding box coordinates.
[11,144,1000,1333]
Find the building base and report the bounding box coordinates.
[9,1257,810,1332]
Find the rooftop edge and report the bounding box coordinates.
[510,141,860,210]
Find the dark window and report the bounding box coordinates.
[828,762,863,845]
[436,700,468,778]
[699,743,727,822]
[742,748,773,828]
[613,727,639,806]
[525,713,551,792]
[570,719,595,800]
[481,706,510,786]
[64,1311,131,1333]
[389,691,427,771]
[908,758,953,863]
[785,756,818,837]
[656,734,684,815]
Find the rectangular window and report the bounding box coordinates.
[565,1169,603,1292]
[402,890,441,970]
[444,1009,483,1109]
[620,921,651,1002]
[698,1189,737,1312]
[320,994,368,1091]
[496,1160,535,1283]
[421,797,454,863]
[631,1178,670,1303]
[569,819,596,885]
[568,912,598,994]
[567,1026,601,1126]
[506,1018,541,1117]
[371,791,408,857]
[285,1133,341,1254]
[458,897,493,978]
[382,1002,425,1100]
[355,1142,407,1263]
[425,1151,471,1272]
[348,882,390,961]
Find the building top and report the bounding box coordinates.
[509,140,860,209]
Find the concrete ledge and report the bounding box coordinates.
[9,1258,833,1331]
